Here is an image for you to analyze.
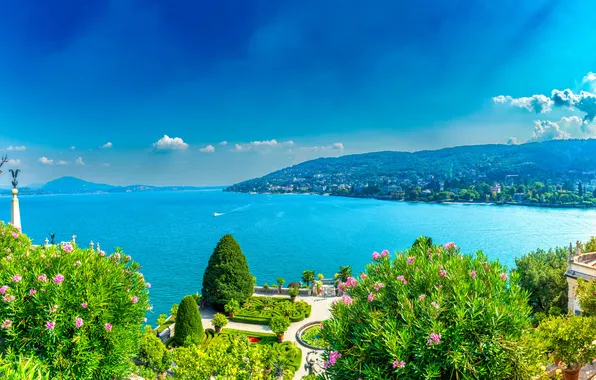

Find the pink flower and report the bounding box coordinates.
[38,274,47,282]
[499,273,508,281]
[374,282,385,292]
[0,285,8,295]
[439,269,447,277]
[367,293,375,302]
[381,249,389,257]
[75,317,83,328]
[3,295,14,302]
[5,256,11,261]
[49,304,58,313]
[11,232,18,239]
[81,302,87,309]
[99,250,106,257]
[29,289,37,295]
[484,264,490,271]
[345,277,357,288]
[470,270,477,279]
[427,333,441,345]
[419,294,426,300]
[407,256,415,264]
[113,253,121,261]
[62,243,73,253]
[443,242,455,250]
[6,248,10,253]
[324,351,342,369]
[320,323,324,329]
[46,321,55,330]
[53,274,65,284]
[393,360,406,369]
[105,323,112,331]
[338,282,346,291]
[359,273,367,281]
[341,295,353,305]
[11,274,22,283]
[131,296,138,304]
[372,252,381,261]
[146,282,151,289]
[396,275,407,284]
[1,319,12,329]
[74,260,81,267]
[431,301,439,309]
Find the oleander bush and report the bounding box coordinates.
[202,234,254,308]
[320,237,545,379]
[0,222,150,379]
[231,296,311,324]
[0,352,50,380]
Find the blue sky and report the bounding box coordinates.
[1,0,596,186]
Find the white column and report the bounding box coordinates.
[10,188,21,231]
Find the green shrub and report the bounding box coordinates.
[157,314,168,326]
[263,283,270,290]
[276,277,285,293]
[175,295,204,346]
[288,287,299,297]
[170,303,179,316]
[301,270,315,286]
[269,316,290,337]
[515,247,568,315]
[0,353,50,380]
[320,238,542,379]
[576,278,596,316]
[538,315,596,371]
[224,299,240,316]
[0,222,149,379]
[212,313,228,329]
[191,293,202,306]
[139,331,171,374]
[202,234,253,307]
[317,273,324,280]
[338,265,352,282]
[230,297,311,324]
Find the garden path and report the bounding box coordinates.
[199,293,335,380]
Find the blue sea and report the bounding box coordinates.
[3,190,594,321]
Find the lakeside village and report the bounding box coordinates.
[232,171,596,208]
[1,172,596,379]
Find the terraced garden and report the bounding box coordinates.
[202,328,302,371]
[231,296,312,324]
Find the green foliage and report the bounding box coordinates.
[173,333,300,379]
[301,270,315,286]
[583,236,596,252]
[157,313,167,326]
[0,222,149,379]
[576,278,596,316]
[224,299,240,316]
[139,331,171,373]
[317,273,324,280]
[175,295,204,347]
[263,283,270,290]
[300,325,327,348]
[191,293,202,306]
[515,247,568,315]
[202,234,254,307]
[301,375,317,380]
[338,265,352,282]
[170,303,179,316]
[288,286,299,297]
[320,238,542,379]
[134,365,157,380]
[230,296,311,324]
[538,315,596,370]
[269,316,290,336]
[0,353,50,380]
[277,277,285,287]
[212,313,228,328]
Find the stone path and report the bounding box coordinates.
[200,294,335,380]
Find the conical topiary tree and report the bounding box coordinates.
[202,234,254,308]
[175,295,204,346]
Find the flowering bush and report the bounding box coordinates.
[538,315,596,371]
[320,237,543,379]
[0,222,150,378]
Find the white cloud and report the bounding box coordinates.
[199,144,215,153]
[492,94,553,113]
[559,116,583,126]
[506,137,519,145]
[219,141,228,146]
[6,159,20,165]
[57,160,69,165]
[582,72,596,84]
[6,145,26,151]
[100,141,113,149]
[529,120,570,142]
[233,139,294,152]
[75,157,85,165]
[69,146,76,150]
[152,135,189,151]
[299,142,345,152]
[39,157,54,165]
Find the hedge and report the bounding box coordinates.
[202,328,302,371]
[230,297,312,325]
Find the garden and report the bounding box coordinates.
[228,296,312,324]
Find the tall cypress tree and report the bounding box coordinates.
[202,234,254,307]
[175,295,204,346]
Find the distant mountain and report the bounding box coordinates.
[43,177,116,193]
[0,177,214,195]
[226,139,596,194]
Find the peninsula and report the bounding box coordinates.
[226,139,596,208]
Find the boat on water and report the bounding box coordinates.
[213,212,223,217]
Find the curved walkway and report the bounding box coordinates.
[199,294,334,380]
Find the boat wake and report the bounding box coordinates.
[213,204,252,217]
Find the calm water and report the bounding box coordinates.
[2,190,595,320]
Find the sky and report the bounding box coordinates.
[1,0,596,186]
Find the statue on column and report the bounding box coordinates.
[9,169,19,188]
